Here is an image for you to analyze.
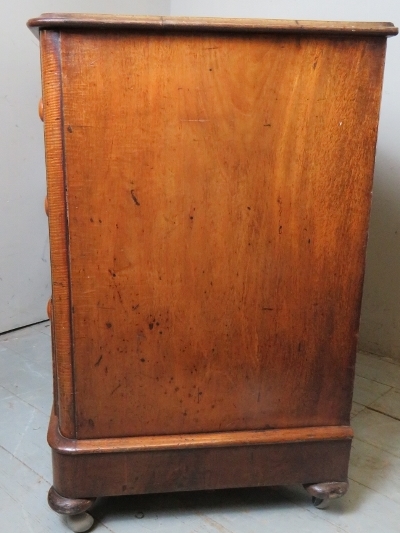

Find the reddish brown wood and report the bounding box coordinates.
[27,14,398,37]
[48,486,95,515]
[47,410,353,454]
[52,441,351,499]
[56,30,387,440]
[40,30,75,438]
[31,14,395,515]
[38,97,44,121]
[49,419,351,499]
[46,298,52,319]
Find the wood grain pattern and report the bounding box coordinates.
[51,436,351,499]
[33,19,394,507]
[47,411,352,454]
[40,30,75,438]
[57,31,387,439]
[27,14,398,37]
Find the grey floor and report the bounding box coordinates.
[1,322,400,532]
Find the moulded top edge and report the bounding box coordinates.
[27,13,398,39]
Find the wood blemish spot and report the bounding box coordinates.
[94,355,103,367]
[67,125,73,133]
[111,383,121,395]
[149,323,154,330]
[106,322,112,328]
[90,217,94,222]
[262,307,273,311]
[108,269,116,277]
[130,190,140,206]
[140,358,145,363]
[132,304,139,311]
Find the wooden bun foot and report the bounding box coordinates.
[303,480,349,509]
[48,486,96,531]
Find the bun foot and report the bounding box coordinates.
[48,486,96,531]
[303,480,349,509]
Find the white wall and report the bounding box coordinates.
[0,1,171,333]
[170,0,400,361]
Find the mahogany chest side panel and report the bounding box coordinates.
[41,30,388,439]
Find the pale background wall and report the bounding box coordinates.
[170,0,400,361]
[2,1,400,363]
[0,1,170,333]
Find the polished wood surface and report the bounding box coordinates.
[33,15,394,514]
[48,486,95,515]
[27,14,398,37]
[53,30,387,439]
[49,411,351,499]
[47,410,352,454]
[38,98,44,121]
[52,439,351,499]
[40,31,75,437]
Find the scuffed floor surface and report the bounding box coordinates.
[1,322,400,532]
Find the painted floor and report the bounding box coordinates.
[1,322,400,532]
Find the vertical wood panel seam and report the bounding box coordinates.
[57,32,78,437]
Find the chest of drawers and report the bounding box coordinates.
[28,13,397,531]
